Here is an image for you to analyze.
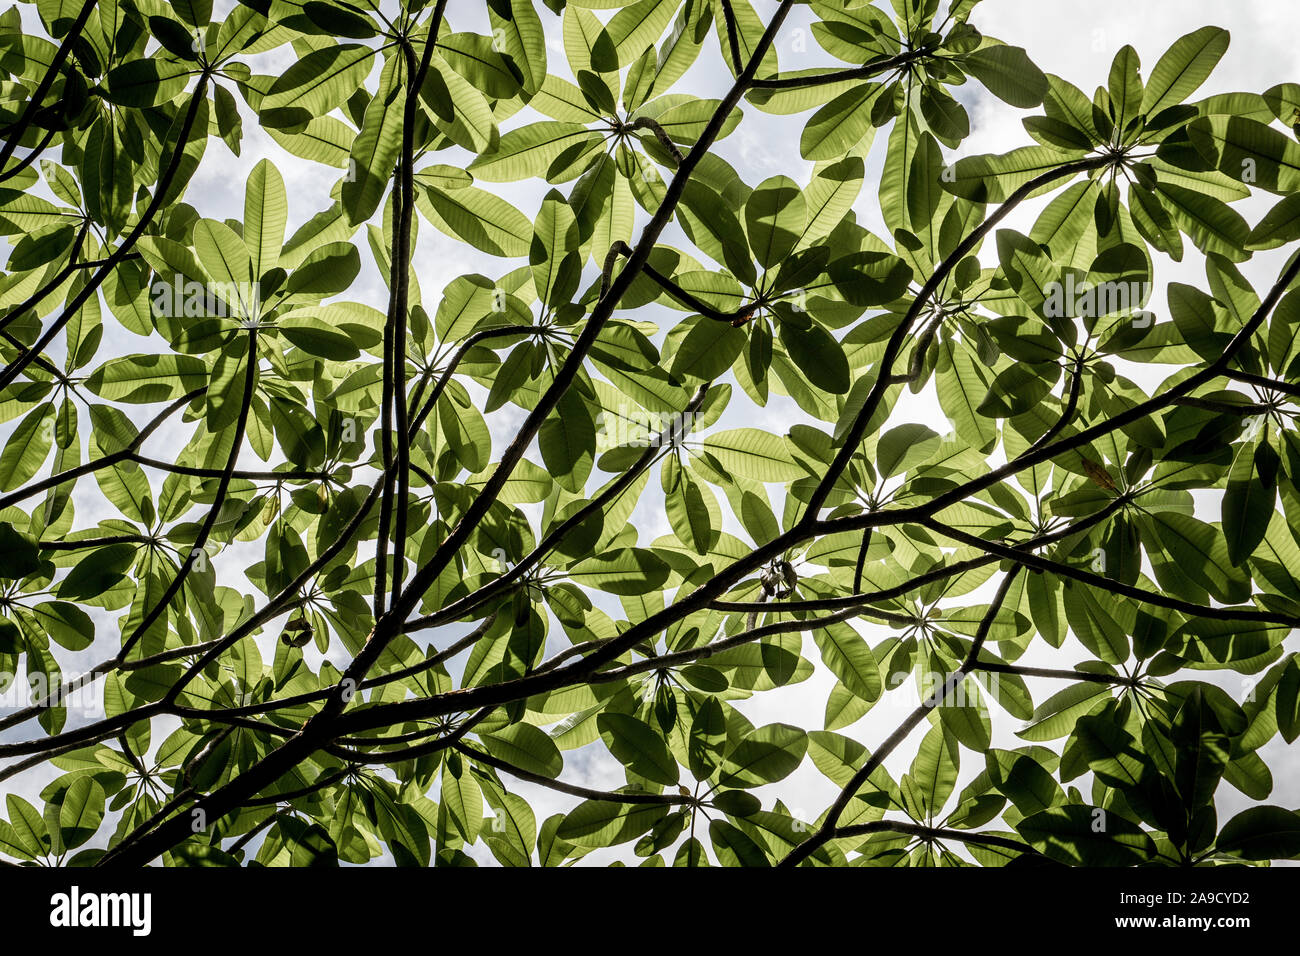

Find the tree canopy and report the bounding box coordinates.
[0,0,1299,868]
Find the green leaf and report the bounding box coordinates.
[669,317,746,381]
[439,32,523,99]
[718,724,807,789]
[1017,805,1156,865]
[601,0,679,70]
[1141,26,1230,116]
[0,403,54,491]
[1222,438,1275,567]
[876,423,941,479]
[342,56,403,226]
[598,712,678,786]
[568,547,669,596]
[102,58,193,108]
[986,750,1063,815]
[490,0,547,95]
[480,723,564,779]
[244,159,287,279]
[745,175,805,268]
[1188,115,1300,195]
[58,777,105,850]
[812,622,880,702]
[556,800,667,848]
[57,544,136,601]
[963,44,1047,107]
[539,390,596,493]
[1216,806,1300,860]
[709,818,770,866]
[1017,683,1111,741]
[261,43,375,123]
[32,601,94,651]
[800,82,882,161]
[904,723,959,818]
[86,354,208,403]
[1154,181,1251,262]
[1108,45,1143,137]
[777,318,850,394]
[468,122,600,182]
[0,522,40,580]
[688,696,727,780]
[942,146,1075,203]
[418,184,532,257]
[700,428,804,482]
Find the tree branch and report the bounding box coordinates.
[458,742,692,806]
[778,568,1023,866]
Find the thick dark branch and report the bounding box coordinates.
[0,324,538,738]
[895,248,1300,520]
[95,3,798,867]
[71,252,142,270]
[458,743,692,806]
[606,239,752,322]
[0,75,212,392]
[0,704,165,761]
[919,515,1300,628]
[713,494,1125,616]
[749,49,924,90]
[6,410,1111,769]
[778,568,1023,867]
[323,706,488,764]
[112,788,197,854]
[831,820,1042,859]
[0,0,95,171]
[801,153,1113,519]
[376,3,795,637]
[243,767,351,807]
[973,661,1137,686]
[405,383,711,634]
[131,455,328,481]
[374,27,437,615]
[717,0,744,75]
[118,330,258,660]
[0,125,55,184]
[629,117,684,166]
[180,614,500,723]
[1169,396,1270,415]
[226,812,279,856]
[1028,353,1087,452]
[1223,368,1300,399]
[0,327,66,382]
[0,222,89,338]
[38,534,151,551]
[326,491,1119,736]
[583,605,897,685]
[0,389,205,511]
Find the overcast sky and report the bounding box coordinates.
[2,0,1297,866]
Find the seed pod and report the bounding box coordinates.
[1081,458,1117,491]
[777,560,798,596]
[280,616,313,648]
